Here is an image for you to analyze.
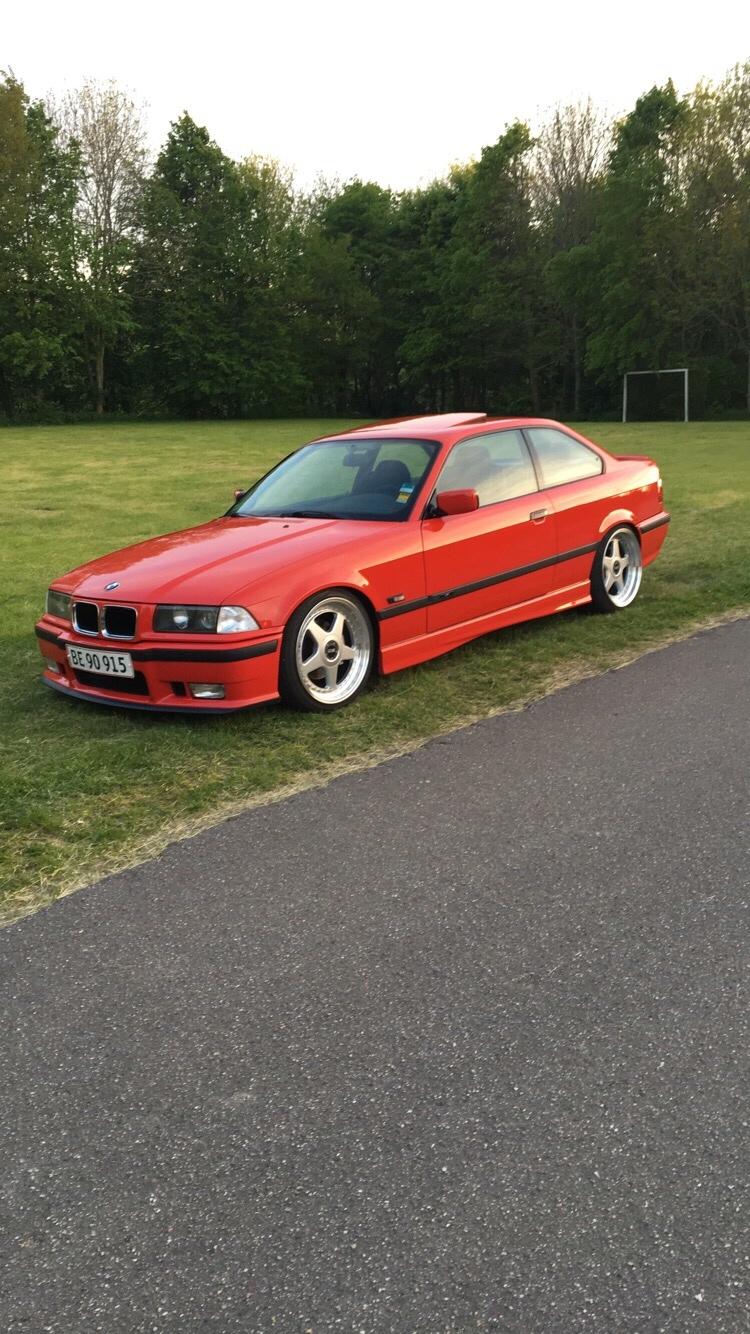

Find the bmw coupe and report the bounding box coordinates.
[36,414,669,713]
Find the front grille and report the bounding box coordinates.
[73,601,99,634]
[103,605,137,638]
[74,669,149,696]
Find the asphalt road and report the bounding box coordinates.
[2,618,750,1333]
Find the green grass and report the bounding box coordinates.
[1,419,749,921]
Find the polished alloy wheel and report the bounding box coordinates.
[294,595,372,705]
[601,528,642,608]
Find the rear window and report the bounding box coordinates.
[527,428,603,488]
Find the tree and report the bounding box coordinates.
[132,115,304,416]
[397,168,470,410]
[0,75,81,419]
[55,80,146,414]
[587,83,689,387]
[711,64,750,411]
[2,62,750,422]
[234,155,306,412]
[295,179,404,414]
[441,124,544,411]
[533,102,610,414]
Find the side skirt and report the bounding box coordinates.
[379,580,592,675]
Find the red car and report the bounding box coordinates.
[36,414,669,713]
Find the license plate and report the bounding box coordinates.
[66,644,135,679]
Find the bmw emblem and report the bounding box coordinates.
[104,581,120,591]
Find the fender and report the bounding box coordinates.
[238,551,426,644]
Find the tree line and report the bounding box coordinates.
[0,64,748,424]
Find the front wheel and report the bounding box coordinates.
[279,590,375,711]
[590,526,642,613]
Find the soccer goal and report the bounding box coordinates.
[622,368,689,423]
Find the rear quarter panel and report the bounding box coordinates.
[547,453,663,583]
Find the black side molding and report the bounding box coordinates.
[378,541,599,621]
[378,515,671,622]
[131,641,278,664]
[36,629,278,664]
[639,513,671,534]
[36,627,61,648]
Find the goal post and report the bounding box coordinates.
[622,368,689,423]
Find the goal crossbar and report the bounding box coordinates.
[622,368,689,423]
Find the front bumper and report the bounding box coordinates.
[36,622,282,713]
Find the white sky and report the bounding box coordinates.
[5,0,749,189]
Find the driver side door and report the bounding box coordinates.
[420,429,558,634]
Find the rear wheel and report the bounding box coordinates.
[279,590,374,711]
[591,526,642,613]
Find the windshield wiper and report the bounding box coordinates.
[280,509,341,519]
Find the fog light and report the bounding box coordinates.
[189,683,225,700]
[43,657,61,673]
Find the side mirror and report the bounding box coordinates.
[234,488,247,502]
[435,488,479,516]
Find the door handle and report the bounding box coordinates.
[530,508,549,523]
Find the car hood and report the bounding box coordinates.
[60,516,349,605]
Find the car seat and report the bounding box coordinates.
[367,459,412,498]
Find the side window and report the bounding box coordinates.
[436,430,538,508]
[526,428,603,487]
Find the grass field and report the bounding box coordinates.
[1,418,749,922]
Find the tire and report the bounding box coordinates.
[279,589,375,711]
[590,525,643,613]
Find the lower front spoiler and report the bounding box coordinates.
[42,676,265,715]
[36,622,282,714]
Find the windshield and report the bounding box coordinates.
[228,437,440,522]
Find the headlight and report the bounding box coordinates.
[46,589,72,621]
[154,605,219,633]
[153,605,259,634]
[216,606,258,634]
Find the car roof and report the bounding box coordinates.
[344,412,489,435]
[317,413,570,445]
